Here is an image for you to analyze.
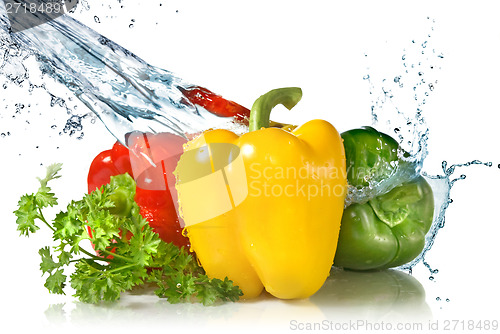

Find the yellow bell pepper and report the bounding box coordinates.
[174,88,347,299]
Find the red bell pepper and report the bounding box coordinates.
[87,133,189,248]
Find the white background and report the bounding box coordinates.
[1,1,500,333]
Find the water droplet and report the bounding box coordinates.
[446,298,450,302]
[436,297,441,301]
[363,74,370,80]
[429,276,434,281]
[176,283,181,288]
[129,24,134,28]
[15,103,25,113]
[94,16,100,23]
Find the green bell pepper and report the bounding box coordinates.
[341,126,402,188]
[333,127,434,270]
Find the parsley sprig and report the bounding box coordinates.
[14,164,242,305]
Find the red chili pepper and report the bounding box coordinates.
[180,86,250,122]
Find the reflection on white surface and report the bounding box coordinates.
[41,268,431,332]
[312,268,431,321]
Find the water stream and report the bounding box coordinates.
[1,1,237,143]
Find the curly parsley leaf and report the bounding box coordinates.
[14,163,62,236]
[35,163,62,207]
[45,269,67,295]
[14,194,40,236]
[15,165,242,305]
[39,246,59,274]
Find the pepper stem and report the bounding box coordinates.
[248,87,302,132]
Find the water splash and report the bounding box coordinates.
[344,156,420,207]
[357,17,494,275]
[399,160,492,273]
[365,17,442,163]
[346,17,443,205]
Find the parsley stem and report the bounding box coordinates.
[106,263,138,274]
[37,208,56,233]
[100,249,135,263]
[75,247,126,265]
[78,247,118,263]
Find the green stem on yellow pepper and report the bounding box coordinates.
[249,87,302,132]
